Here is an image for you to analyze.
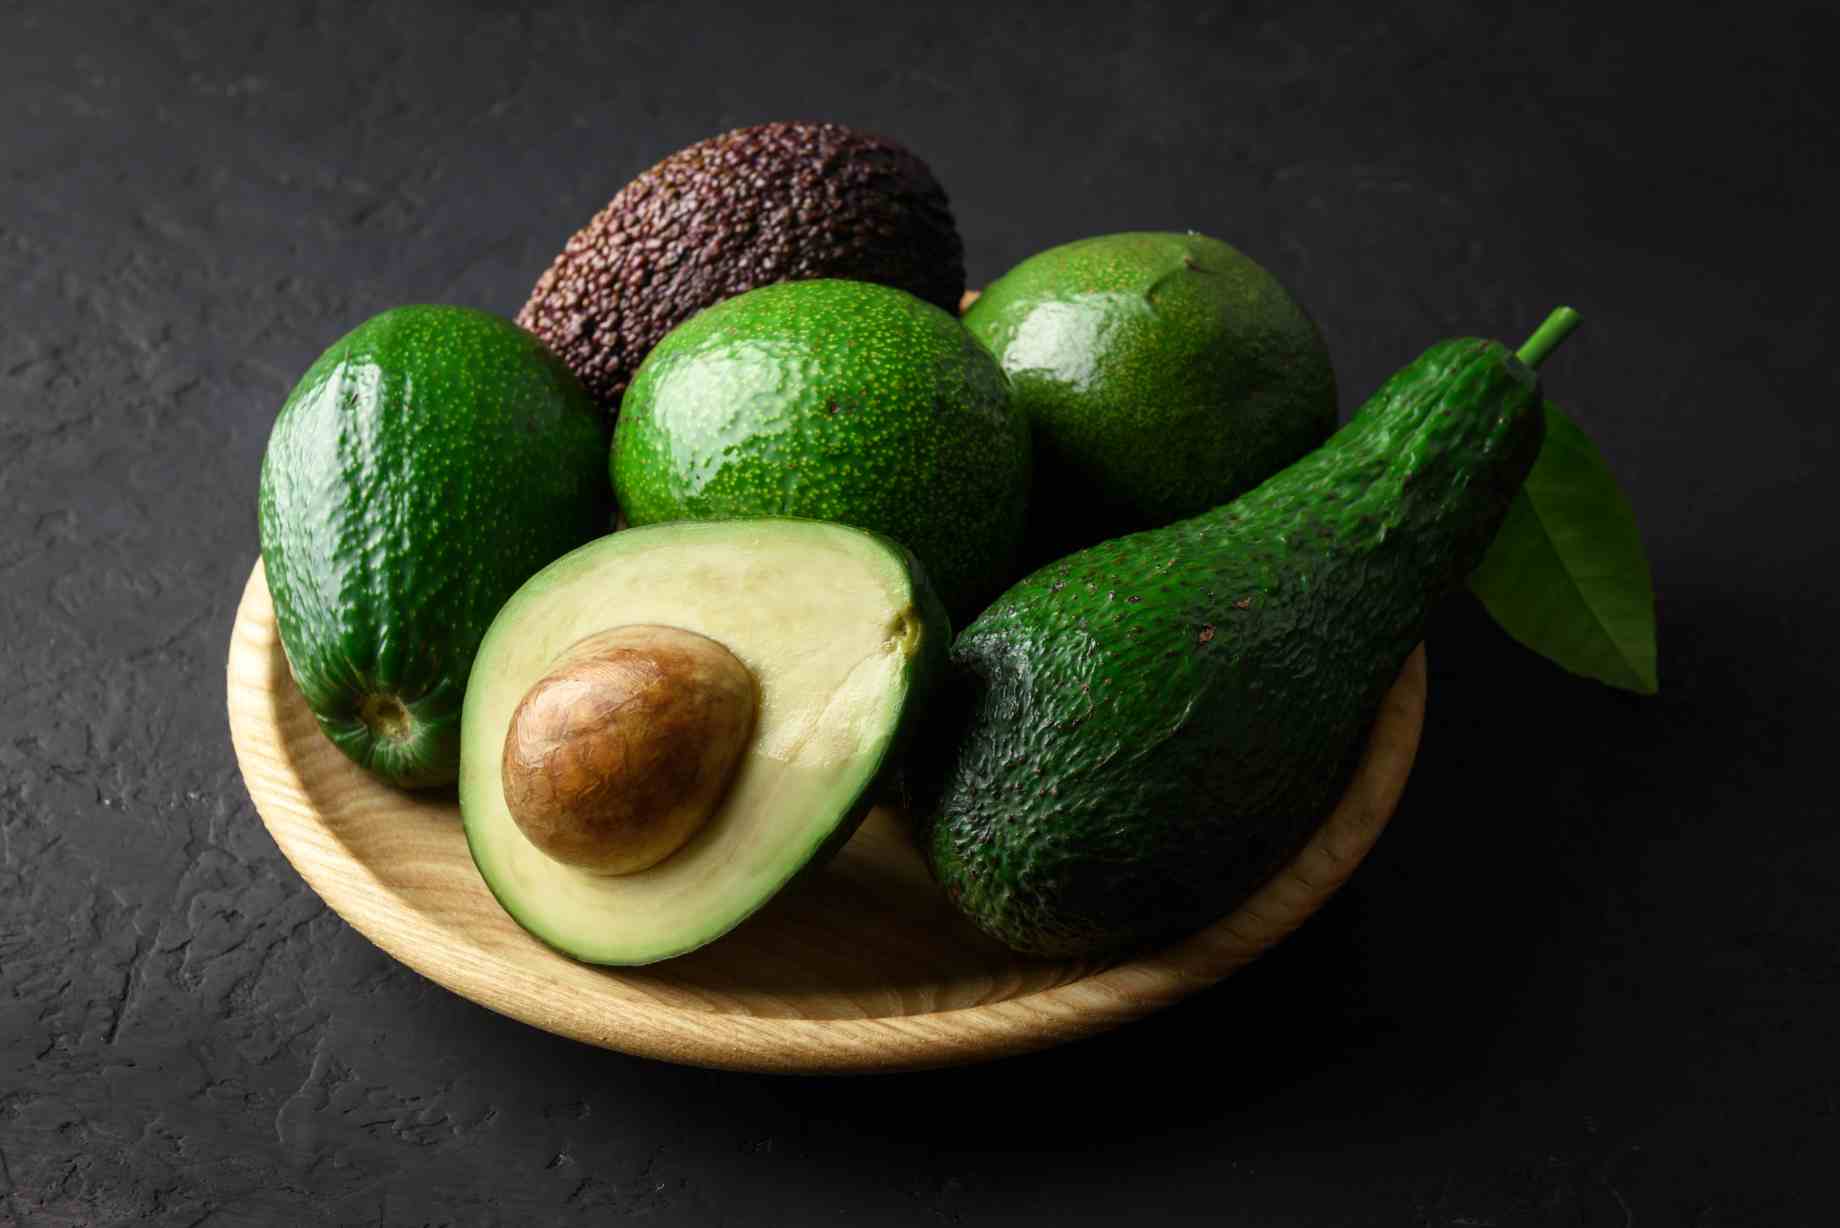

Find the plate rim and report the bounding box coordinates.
[227,560,1425,1074]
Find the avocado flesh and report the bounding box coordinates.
[918,338,1545,959]
[461,519,947,966]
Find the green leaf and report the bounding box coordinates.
[1469,401,1659,693]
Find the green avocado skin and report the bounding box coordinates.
[258,306,610,789]
[918,338,1544,958]
[612,279,1030,624]
[963,231,1337,565]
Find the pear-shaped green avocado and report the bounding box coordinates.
[964,231,1336,564]
[612,279,1030,624]
[258,306,611,789]
[919,321,1570,959]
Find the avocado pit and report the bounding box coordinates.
[500,624,758,876]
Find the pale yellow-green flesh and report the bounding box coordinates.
[460,519,919,965]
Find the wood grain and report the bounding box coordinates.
[226,561,1426,1073]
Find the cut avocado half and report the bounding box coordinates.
[460,518,948,965]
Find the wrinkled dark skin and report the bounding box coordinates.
[517,121,965,418]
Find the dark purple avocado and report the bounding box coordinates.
[516,121,966,418]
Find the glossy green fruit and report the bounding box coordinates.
[258,305,611,789]
[918,333,1549,958]
[964,231,1337,563]
[611,279,1030,623]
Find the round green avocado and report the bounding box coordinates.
[963,231,1337,564]
[611,279,1030,623]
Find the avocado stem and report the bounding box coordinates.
[1515,306,1582,369]
[361,693,413,742]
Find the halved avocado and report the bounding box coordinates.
[459,518,948,965]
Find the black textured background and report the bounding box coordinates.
[3,2,1836,1224]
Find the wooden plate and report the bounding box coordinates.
[226,561,1425,1073]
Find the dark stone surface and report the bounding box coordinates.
[2,1,1834,1223]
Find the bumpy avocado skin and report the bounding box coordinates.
[963,231,1337,564]
[612,279,1030,624]
[918,339,1544,958]
[258,306,611,789]
[518,121,966,418]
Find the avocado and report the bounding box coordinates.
[918,319,1572,958]
[460,518,949,965]
[611,278,1030,624]
[518,121,966,419]
[258,305,610,789]
[963,231,1337,564]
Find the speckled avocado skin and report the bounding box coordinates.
[918,338,1544,958]
[517,121,966,418]
[611,279,1029,624]
[963,231,1337,565]
[258,306,611,789]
